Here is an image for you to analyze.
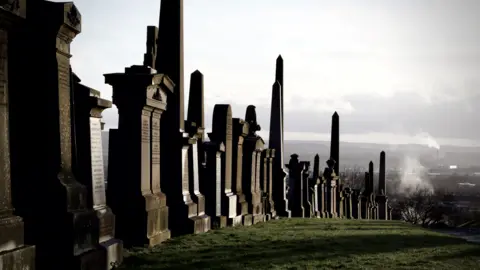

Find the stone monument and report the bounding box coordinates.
[376,151,388,220]
[0,1,35,269]
[232,118,251,226]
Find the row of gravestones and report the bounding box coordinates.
[0,1,392,270]
[286,151,392,220]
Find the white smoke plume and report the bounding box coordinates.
[397,132,440,194]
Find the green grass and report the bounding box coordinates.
[119,218,480,270]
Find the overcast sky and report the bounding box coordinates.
[64,0,480,147]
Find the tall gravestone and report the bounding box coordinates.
[287,154,304,217]
[203,141,226,228]
[312,155,326,218]
[268,80,289,218]
[105,67,173,247]
[330,112,340,176]
[376,151,388,220]
[260,149,270,220]
[185,71,210,230]
[360,172,370,219]
[323,159,338,218]
[232,118,251,225]
[301,161,311,217]
[208,104,240,226]
[72,76,123,267]
[243,105,265,224]
[9,2,106,268]
[155,0,209,236]
[0,1,35,269]
[266,149,276,218]
[368,161,377,219]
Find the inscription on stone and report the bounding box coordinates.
[182,148,189,193]
[141,111,151,194]
[90,118,106,207]
[151,113,161,193]
[57,56,72,169]
[216,152,221,216]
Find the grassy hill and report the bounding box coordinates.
[118,219,480,270]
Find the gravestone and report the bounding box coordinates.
[105,67,173,247]
[323,159,338,218]
[185,70,210,231]
[376,151,388,220]
[203,141,226,228]
[287,154,304,218]
[312,155,326,218]
[351,189,360,219]
[269,80,290,218]
[260,149,270,220]
[343,188,353,219]
[72,76,123,267]
[232,118,251,226]
[243,105,265,224]
[360,172,370,219]
[301,161,311,218]
[208,104,240,226]
[9,2,107,268]
[266,149,276,218]
[0,1,35,269]
[368,161,376,219]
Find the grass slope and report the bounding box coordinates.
[119,219,480,270]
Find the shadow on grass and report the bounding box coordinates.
[119,233,466,270]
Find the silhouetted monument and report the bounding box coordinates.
[9,2,106,268]
[232,118,251,225]
[287,154,304,217]
[269,80,289,217]
[243,105,265,224]
[105,66,173,247]
[323,158,338,218]
[313,155,326,217]
[203,141,226,228]
[72,75,123,267]
[301,161,312,217]
[330,112,340,175]
[376,151,388,220]
[0,1,35,269]
[208,104,240,226]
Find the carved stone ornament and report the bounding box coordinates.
[67,4,80,27]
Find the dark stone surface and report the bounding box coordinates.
[203,141,226,229]
[8,1,107,269]
[268,81,290,217]
[209,104,240,226]
[300,161,311,218]
[287,154,304,218]
[330,112,340,176]
[232,118,250,226]
[104,66,173,247]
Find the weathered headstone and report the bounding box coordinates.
[0,1,35,269]
[232,118,251,226]
[360,172,370,219]
[301,161,312,217]
[243,105,265,224]
[266,149,276,218]
[105,67,173,247]
[287,154,304,217]
[72,76,123,268]
[376,151,388,220]
[351,189,360,219]
[313,155,326,218]
[202,141,226,228]
[261,149,271,220]
[343,188,353,219]
[9,2,106,268]
[208,104,239,226]
[323,159,338,218]
[368,161,376,219]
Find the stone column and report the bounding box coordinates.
[377,151,388,220]
[71,78,123,267]
[261,149,270,220]
[208,104,240,226]
[0,1,35,269]
[360,172,370,219]
[330,112,340,175]
[203,141,226,228]
[105,68,174,246]
[368,161,376,219]
[232,118,250,225]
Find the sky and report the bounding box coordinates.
[62,0,480,147]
